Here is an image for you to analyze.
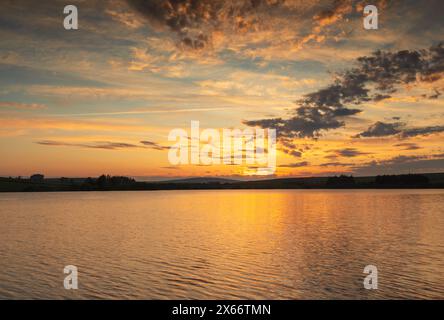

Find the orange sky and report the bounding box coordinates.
[0,0,443,179]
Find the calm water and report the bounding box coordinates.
[0,190,443,299]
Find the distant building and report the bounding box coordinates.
[30,174,44,182]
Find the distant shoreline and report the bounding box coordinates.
[2,173,444,192]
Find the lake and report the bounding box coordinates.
[0,189,443,299]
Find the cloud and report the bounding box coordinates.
[126,0,216,49]
[56,107,228,117]
[0,117,150,133]
[126,0,290,50]
[278,161,309,168]
[129,46,189,77]
[0,101,46,110]
[35,139,169,151]
[427,89,442,99]
[317,153,444,175]
[124,0,323,51]
[394,143,421,150]
[319,161,355,167]
[36,140,141,150]
[355,121,444,138]
[352,154,444,175]
[277,137,312,158]
[330,148,370,158]
[106,0,145,29]
[140,140,169,150]
[125,0,391,55]
[354,121,404,137]
[243,106,362,139]
[400,125,444,138]
[284,149,302,158]
[313,0,353,28]
[245,43,444,140]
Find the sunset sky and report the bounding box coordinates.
[0,0,443,179]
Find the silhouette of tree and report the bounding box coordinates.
[326,175,356,187]
[375,174,429,186]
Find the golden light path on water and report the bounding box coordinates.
[0,190,443,299]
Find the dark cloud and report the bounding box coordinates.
[373,94,392,102]
[126,0,218,29]
[277,137,312,158]
[319,161,355,167]
[394,143,421,150]
[245,43,444,142]
[428,89,441,99]
[125,0,393,50]
[354,121,404,138]
[352,154,444,175]
[355,121,444,138]
[243,105,362,139]
[284,149,302,157]
[140,140,169,150]
[400,125,444,138]
[126,0,289,50]
[126,0,212,49]
[278,161,309,168]
[330,148,371,158]
[319,153,444,175]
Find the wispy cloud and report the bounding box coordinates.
[352,153,444,175]
[355,121,444,138]
[278,161,309,168]
[319,161,355,167]
[36,139,169,151]
[329,148,371,158]
[319,152,444,175]
[0,117,151,133]
[0,101,46,110]
[139,140,169,150]
[394,143,422,150]
[36,140,141,150]
[52,107,228,117]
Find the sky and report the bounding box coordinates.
[0,0,443,179]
